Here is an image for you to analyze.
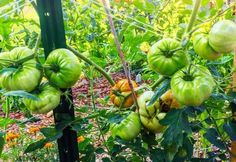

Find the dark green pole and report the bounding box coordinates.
[36,0,79,161]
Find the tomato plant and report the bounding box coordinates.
[0,0,236,162]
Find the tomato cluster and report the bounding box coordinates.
[0,47,81,114]
[110,20,236,141]
[193,20,236,60]
[110,85,180,140]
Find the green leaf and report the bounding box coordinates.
[133,0,156,13]
[160,109,191,147]
[0,68,17,74]
[3,90,39,100]
[216,0,223,8]
[95,147,105,154]
[208,65,220,77]
[40,127,63,140]
[182,0,192,5]
[102,157,112,162]
[24,139,48,154]
[150,148,165,162]
[25,127,63,153]
[201,0,210,6]
[0,0,14,7]
[165,144,179,162]
[223,122,236,141]
[147,79,170,106]
[108,114,126,124]
[0,132,5,156]
[206,55,233,65]
[0,118,16,128]
[203,128,226,150]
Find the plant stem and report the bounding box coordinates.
[101,0,140,111]
[34,34,41,63]
[186,0,202,33]
[151,76,166,90]
[67,45,115,86]
[182,0,201,41]
[89,68,112,157]
[4,97,10,131]
[205,107,230,153]
[14,54,35,65]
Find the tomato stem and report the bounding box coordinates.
[183,64,194,81]
[67,45,115,86]
[151,76,167,90]
[14,54,35,65]
[182,0,202,40]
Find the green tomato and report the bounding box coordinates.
[138,91,166,133]
[171,65,215,106]
[1,47,42,92]
[209,20,236,53]
[23,82,61,114]
[110,112,141,141]
[193,29,221,60]
[44,49,81,88]
[0,52,10,88]
[147,38,189,76]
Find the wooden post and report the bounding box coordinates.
[36,1,79,161]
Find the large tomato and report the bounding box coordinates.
[110,79,138,108]
[171,65,215,106]
[147,38,189,76]
[110,112,141,141]
[192,28,221,60]
[23,82,61,114]
[138,91,166,133]
[1,47,42,92]
[44,48,81,88]
[0,52,11,88]
[209,20,236,53]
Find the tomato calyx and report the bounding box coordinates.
[112,89,123,97]
[182,64,194,81]
[163,50,174,58]
[50,64,60,73]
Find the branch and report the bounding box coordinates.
[101,0,140,111]
[67,45,115,86]
[182,0,202,41]
[151,76,166,90]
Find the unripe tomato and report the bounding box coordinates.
[0,52,10,88]
[44,49,81,88]
[110,112,141,141]
[23,82,61,114]
[209,20,236,53]
[110,79,138,108]
[147,38,189,76]
[192,28,221,60]
[171,65,215,106]
[1,47,42,92]
[138,91,166,133]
